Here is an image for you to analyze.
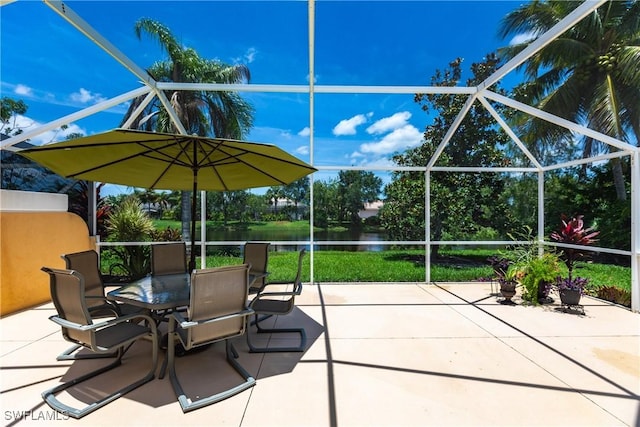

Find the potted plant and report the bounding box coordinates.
[488,256,518,304]
[554,276,588,305]
[550,214,600,306]
[498,267,519,305]
[496,226,558,305]
[519,252,561,305]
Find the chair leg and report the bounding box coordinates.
[168,335,256,413]
[249,313,273,326]
[56,343,120,361]
[247,314,307,353]
[42,335,157,419]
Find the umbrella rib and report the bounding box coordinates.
[61,140,191,181]
[22,135,189,152]
[198,141,315,186]
[142,140,195,188]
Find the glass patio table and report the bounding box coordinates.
[107,269,267,375]
[107,273,190,312]
[106,271,268,313]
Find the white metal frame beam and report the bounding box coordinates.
[0,86,151,150]
[478,0,607,90]
[43,0,187,135]
[483,90,634,152]
[156,82,477,95]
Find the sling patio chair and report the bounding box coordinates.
[166,264,256,412]
[151,242,188,276]
[41,267,158,419]
[243,241,270,294]
[247,248,307,353]
[61,250,147,360]
[151,242,189,322]
[61,250,121,318]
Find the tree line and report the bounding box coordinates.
[110,170,382,230]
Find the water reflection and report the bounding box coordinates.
[206,228,388,251]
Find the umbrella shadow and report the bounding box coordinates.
[57,306,323,409]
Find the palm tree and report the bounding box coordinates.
[120,18,254,242]
[498,0,640,200]
[265,186,285,215]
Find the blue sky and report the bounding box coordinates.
[1,1,525,195]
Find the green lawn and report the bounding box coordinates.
[146,220,632,293]
[201,249,631,292]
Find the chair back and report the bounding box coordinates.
[186,264,250,347]
[243,242,269,291]
[42,267,94,346]
[292,248,306,295]
[152,242,188,276]
[61,250,104,309]
[279,248,306,313]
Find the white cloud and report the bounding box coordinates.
[366,111,412,135]
[295,145,309,155]
[6,114,86,146]
[244,47,257,63]
[14,84,33,96]
[509,31,537,46]
[333,113,373,136]
[70,88,105,104]
[360,157,395,168]
[359,124,422,155]
[348,152,396,169]
[10,114,36,131]
[298,127,310,137]
[1,82,126,115]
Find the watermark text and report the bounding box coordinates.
[4,410,69,422]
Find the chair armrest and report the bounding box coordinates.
[254,291,297,298]
[85,295,122,305]
[49,313,157,333]
[254,282,303,297]
[49,316,96,331]
[171,308,255,330]
[85,296,122,313]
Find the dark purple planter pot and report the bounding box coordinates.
[560,289,581,306]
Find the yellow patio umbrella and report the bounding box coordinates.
[19,128,317,269]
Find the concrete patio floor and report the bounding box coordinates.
[1,282,639,426]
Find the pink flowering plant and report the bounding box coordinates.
[550,213,599,295]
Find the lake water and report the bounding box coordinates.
[206,228,388,251]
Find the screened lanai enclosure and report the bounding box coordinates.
[1,0,638,311]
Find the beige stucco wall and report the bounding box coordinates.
[0,191,95,316]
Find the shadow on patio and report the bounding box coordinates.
[1,282,638,426]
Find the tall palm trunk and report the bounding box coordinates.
[583,138,627,201]
[611,158,627,201]
[124,18,254,253]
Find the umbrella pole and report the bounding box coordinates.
[189,170,197,272]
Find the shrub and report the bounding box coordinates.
[151,226,182,241]
[106,196,154,280]
[596,286,631,307]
